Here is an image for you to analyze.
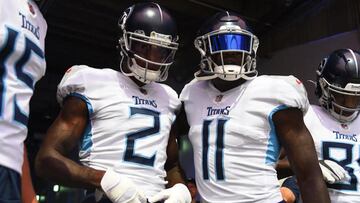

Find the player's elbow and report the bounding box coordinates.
[35,149,55,179]
[35,151,46,178]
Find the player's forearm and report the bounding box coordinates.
[291,161,329,202]
[289,138,330,202]
[289,156,330,202]
[296,175,329,203]
[35,150,104,189]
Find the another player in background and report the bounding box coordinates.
[35,2,190,203]
[177,11,330,203]
[280,49,360,203]
[0,0,47,202]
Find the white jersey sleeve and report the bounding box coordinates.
[265,75,309,113]
[57,65,89,105]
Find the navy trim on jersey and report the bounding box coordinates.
[13,95,28,126]
[0,27,13,119]
[215,119,227,180]
[265,104,288,164]
[202,119,211,180]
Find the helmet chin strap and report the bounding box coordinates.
[119,46,162,84]
[127,57,162,84]
[214,65,245,81]
[213,64,257,81]
[210,50,257,81]
[194,63,258,81]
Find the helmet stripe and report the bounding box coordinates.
[348,48,359,76]
[153,3,163,22]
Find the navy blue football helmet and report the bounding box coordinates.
[316,49,360,122]
[194,11,259,81]
[118,2,179,83]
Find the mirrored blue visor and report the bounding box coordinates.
[209,33,252,52]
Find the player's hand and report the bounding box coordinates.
[319,160,348,184]
[100,169,147,203]
[148,183,191,203]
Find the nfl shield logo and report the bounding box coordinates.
[139,88,147,95]
[215,95,223,102]
[341,123,348,129]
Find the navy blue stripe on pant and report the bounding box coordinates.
[0,165,21,203]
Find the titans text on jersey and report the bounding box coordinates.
[132,96,157,108]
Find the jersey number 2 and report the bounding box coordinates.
[124,107,160,167]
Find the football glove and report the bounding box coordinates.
[148,183,191,203]
[319,159,348,184]
[100,169,147,203]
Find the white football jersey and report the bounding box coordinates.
[0,0,47,174]
[57,65,181,197]
[180,75,308,203]
[304,105,360,203]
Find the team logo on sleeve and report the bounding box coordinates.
[28,2,36,16]
[65,67,73,73]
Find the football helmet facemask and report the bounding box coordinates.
[316,49,360,123]
[194,11,259,81]
[118,2,179,83]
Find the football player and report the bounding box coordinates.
[35,2,191,203]
[177,11,330,202]
[281,49,360,203]
[0,0,47,202]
